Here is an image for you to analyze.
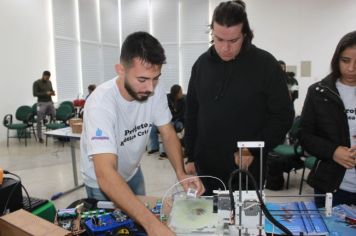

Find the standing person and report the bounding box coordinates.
[80,32,204,235]
[299,31,356,207]
[184,0,294,194]
[167,84,185,132]
[278,60,299,103]
[33,71,56,143]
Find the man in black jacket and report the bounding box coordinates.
[184,0,294,194]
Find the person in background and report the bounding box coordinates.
[167,84,185,132]
[278,60,299,103]
[148,84,185,158]
[80,31,204,236]
[33,71,56,143]
[298,30,356,207]
[184,0,294,194]
[86,84,96,100]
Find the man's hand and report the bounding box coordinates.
[185,162,196,175]
[158,123,205,196]
[92,154,174,235]
[176,173,205,196]
[234,148,254,169]
[46,91,55,96]
[333,146,355,169]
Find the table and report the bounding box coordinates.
[44,127,84,200]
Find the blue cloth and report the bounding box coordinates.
[148,125,159,152]
[85,167,146,200]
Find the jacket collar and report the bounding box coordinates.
[317,74,344,106]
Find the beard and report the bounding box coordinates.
[124,79,152,102]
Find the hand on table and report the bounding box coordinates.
[177,172,205,196]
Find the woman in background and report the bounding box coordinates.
[299,31,356,207]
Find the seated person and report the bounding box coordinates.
[148,84,185,157]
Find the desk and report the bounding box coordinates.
[44,127,84,200]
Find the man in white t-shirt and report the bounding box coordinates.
[80,32,205,236]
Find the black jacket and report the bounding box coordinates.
[299,75,350,193]
[184,45,294,188]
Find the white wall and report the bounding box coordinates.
[0,0,54,141]
[241,0,356,114]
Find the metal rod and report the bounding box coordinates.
[266,194,327,197]
[70,138,78,186]
[269,213,325,216]
[268,209,323,212]
[259,146,263,236]
[238,147,242,236]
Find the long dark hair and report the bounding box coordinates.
[210,0,254,50]
[330,30,356,79]
[170,84,182,102]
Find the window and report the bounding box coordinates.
[52,0,211,100]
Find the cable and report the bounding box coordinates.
[21,183,32,212]
[160,175,227,218]
[228,169,293,236]
[2,170,32,214]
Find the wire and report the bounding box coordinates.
[160,175,227,218]
[228,169,293,236]
[21,183,32,212]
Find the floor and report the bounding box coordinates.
[0,135,314,211]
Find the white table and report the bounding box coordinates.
[44,127,84,199]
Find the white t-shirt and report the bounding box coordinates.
[336,80,356,193]
[80,78,172,188]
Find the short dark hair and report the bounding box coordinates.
[88,84,96,92]
[211,0,254,49]
[330,30,356,79]
[170,84,182,100]
[43,71,51,77]
[120,31,166,68]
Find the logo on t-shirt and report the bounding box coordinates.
[346,107,356,121]
[120,123,152,146]
[91,128,109,140]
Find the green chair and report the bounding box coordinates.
[268,116,304,189]
[3,106,34,147]
[59,101,75,117]
[299,156,317,194]
[45,105,73,146]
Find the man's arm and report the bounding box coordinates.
[92,153,175,236]
[158,123,205,195]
